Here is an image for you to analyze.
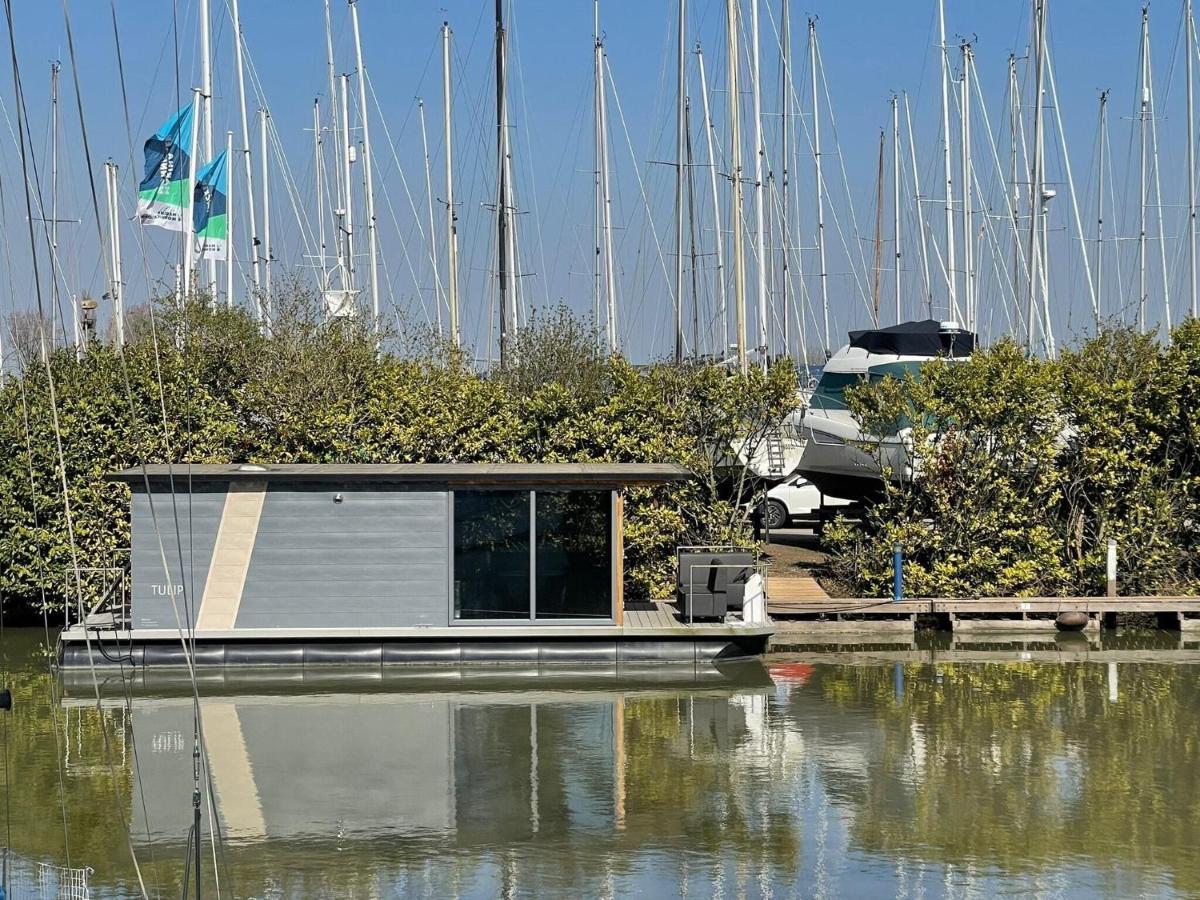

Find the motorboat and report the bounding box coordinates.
[796,320,974,501]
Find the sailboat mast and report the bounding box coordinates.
[750,0,768,368]
[230,0,261,310]
[1190,0,1198,318]
[696,46,728,357]
[1008,53,1021,311]
[960,41,974,331]
[674,0,686,363]
[443,22,461,346]
[496,0,511,367]
[104,161,124,347]
[686,96,702,358]
[780,0,793,356]
[339,73,356,291]
[892,94,901,324]
[1028,0,1051,354]
[350,0,380,334]
[809,18,830,357]
[872,130,884,325]
[419,99,442,334]
[314,98,328,296]
[728,0,747,373]
[323,0,346,288]
[260,106,272,313]
[1096,90,1108,316]
[1138,5,1149,332]
[904,92,933,317]
[598,19,617,351]
[938,0,958,322]
[593,1,603,340]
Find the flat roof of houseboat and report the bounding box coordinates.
[108,462,692,486]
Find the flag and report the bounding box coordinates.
[137,103,194,231]
[193,150,228,261]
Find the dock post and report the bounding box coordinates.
[1106,538,1117,597]
[892,544,903,603]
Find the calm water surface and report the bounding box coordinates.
[2,629,1199,898]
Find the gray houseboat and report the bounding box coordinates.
[58,463,773,667]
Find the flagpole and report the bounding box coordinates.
[225,130,234,307]
[184,88,200,302]
[199,0,217,301]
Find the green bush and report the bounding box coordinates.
[826,325,1200,597]
[0,294,798,619]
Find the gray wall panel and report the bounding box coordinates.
[130,485,227,629]
[237,485,449,628]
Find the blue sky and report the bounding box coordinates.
[0,1,1190,364]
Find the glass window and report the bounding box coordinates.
[535,491,612,620]
[809,372,862,410]
[454,491,531,620]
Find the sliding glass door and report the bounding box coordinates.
[452,490,613,622]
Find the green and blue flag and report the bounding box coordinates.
[137,103,194,231]
[193,149,228,260]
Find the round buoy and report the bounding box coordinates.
[1055,610,1089,632]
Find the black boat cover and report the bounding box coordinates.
[847,319,975,357]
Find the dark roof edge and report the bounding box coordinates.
[107,463,692,487]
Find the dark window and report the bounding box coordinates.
[454,491,531,620]
[809,372,862,410]
[535,491,612,620]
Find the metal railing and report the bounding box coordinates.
[62,566,128,632]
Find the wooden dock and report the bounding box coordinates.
[765,583,1200,634]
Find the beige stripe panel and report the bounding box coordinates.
[201,701,267,839]
[196,480,267,630]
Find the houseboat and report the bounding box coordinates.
[58,463,773,668]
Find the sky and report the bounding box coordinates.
[0,0,1192,366]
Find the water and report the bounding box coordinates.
[2,629,1200,898]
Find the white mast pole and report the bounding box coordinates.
[1138,5,1149,332]
[340,73,356,292]
[419,99,443,333]
[225,129,234,307]
[750,0,768,368]
[780,0,794,357]
[599,39,617,352]
[105,161,124,347]
[904,92,933,317]
[323,0,346,288]
[809,17,830,356]
[259,106,272,316]
[1148,31,1172,332]
[1045,46,1099,326]
[230,0,261,311]
[938,0,958,321]
[349,0,380,334]
[892,93,901,324]
[1097,90,1108,317]
[443,22,461,346]
[960,41,974,330]
[593,1,603,340]
[314,99,328,296]
[199,0,216,300]
[728,0,747,373]
[184,86,200,302]
[1009,53,1021,311]
[674,0,686,363]
[1190,0,1199,319]
[1028,0,1051,354]
[697,46,728,358]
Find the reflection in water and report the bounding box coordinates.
[2,630,1200,897]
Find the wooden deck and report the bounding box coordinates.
[765,593,1200,634]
